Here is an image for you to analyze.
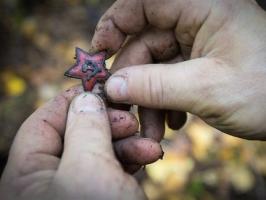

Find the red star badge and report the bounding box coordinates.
[64,47,110,91]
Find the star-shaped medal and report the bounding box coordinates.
[64,47,110,91]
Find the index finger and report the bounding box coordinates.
[91,0,146,55]
[91,0,208,56]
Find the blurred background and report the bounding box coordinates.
[0,0,266,200]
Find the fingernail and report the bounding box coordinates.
[105,76,128,101]
[71,92,105,113]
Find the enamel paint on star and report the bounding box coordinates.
[64,47,110,91]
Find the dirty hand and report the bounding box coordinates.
[92,0,266,140]
[0,87,149,200]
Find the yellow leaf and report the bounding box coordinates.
[164,124,176,139]
[146,151,194,191]
[222,134,243,148]
[3,72,26,96]
[186,120,216,160]
[142,180,161,200]
[106,55,116,69]
[227,164,255,192]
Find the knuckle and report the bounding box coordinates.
[145,70,165,107]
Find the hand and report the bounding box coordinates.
[91,0,266,140]
[0,87,149,200]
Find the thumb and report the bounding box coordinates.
[105,58,222,115]
[61,92,116,165]
[56,93,146,200]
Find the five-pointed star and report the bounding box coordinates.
[64,47,110,91]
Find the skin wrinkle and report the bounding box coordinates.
[106,17,126,56]
[37,123,63,156]
[140,35,154,62]
[37,88,82,135]
[184,59,224,115]
[35,110,65,135]
[147,70,153,105]
[159,70,165,109]
[15,122,62,163]
[131,36,152,64]
[176,17,192,47]
[15,170,55,199]
[18,156,60,192]
[194,2,231,59]
[112,30,152,72]
[141,0,149,27]
[26,123,62,155]
[93,17,126,56]
[175,1,212,57]
[144,66,166,109]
